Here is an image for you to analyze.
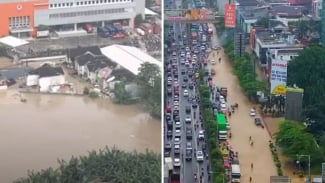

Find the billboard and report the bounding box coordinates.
[224,4,236,28]
[270,60,287,95]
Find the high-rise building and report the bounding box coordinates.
[0,0,144,38]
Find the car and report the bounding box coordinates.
[164,150,171,157]
[188,82,194,89]
[174,100,179,106]
[186,142,193,150]
[196,151,204,162]
[166,114,171,121]
[174,115,180,122]
[183,90,189,97]
[185,149,192,161]
[250,108,256,117]
[232,157,240,164]
[174,137,181,145]
[175,121,181,129]
[174,95,179,101]
[182,82,187,88]
[180,58,185,64]
[174,144,180,154]
[254,117,262,126]
[173,105,179,111]
[167,130,172,138]
[167,88,172,96]
[165,142,172,151]
[183,77,188,82]
[167,80,172,86]
[186,128,192,139]
[198,130,204,140]
[192,101,198,108]
[185,106,191,114]
[185,116,191,124]
[213,46,222,50]
[173,158,181,167]
[175,129,181,138]
[167,120,173,129]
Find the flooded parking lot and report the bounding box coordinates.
[0,91,161,183]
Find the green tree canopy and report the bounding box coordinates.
[14,147,161,183]
[137,62,161,119]
[287,46,325,136]
[113,81,133,104]
[275,121,318,159]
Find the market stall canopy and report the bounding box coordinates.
[0,36,29,48]
[145,8,158,15]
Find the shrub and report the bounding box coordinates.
[83,87,90,95]
[89,91,99,98]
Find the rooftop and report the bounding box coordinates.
[29,64,64,78]
[100,44,161,75]
[0,36,29,48]
[255,30,298,46]
[269,5,304,18]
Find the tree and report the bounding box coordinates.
[137,62,161,119]
[275,121,318,159]
[255,17,270,28]
[134,14,144,26]
[287,46,325,135]
[113,81,132,104]
[14,147,161,183]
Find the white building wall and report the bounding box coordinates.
[39,75,65,92]
[26,75,40,86]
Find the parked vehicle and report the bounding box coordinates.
[83,24,93,33]
[231,164,241,182]
[217,113,228,140]
[97,27,110,37]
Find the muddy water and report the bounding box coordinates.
[0,91,161,183]
[207,44,277,181]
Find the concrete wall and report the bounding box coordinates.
[34,2,136,26]
[39,75,65,92]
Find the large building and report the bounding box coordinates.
[0,0,144,38]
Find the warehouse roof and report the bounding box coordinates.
[0,36,29,48]
[100,45,161,75]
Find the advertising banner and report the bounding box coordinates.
[224,4,236,28]
[270,60,287,95]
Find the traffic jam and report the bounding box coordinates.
[164,22,214,183]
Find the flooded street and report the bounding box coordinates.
[208,26,277,182]
[0,91,161,183]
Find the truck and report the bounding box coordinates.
[165,157,180,183]
[217,113,228,140]
[231,164,241,182]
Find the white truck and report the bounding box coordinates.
[231,164,241,182]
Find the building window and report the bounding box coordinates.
[81,1,83,5]
[54,4,57,7]
[77,2,79,5]
[96,0,99,3]
[50,4,53,8]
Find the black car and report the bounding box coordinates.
[254,118,262,126]
[174,115,180,123]
[192,99,198,108]
[183,77,188,82]
[173,110,179,118]
[167,130,173,138]
[186,128,192,140]
[185,149,192,161]
[167,120,173,129]
[181,69,186,75]
[167,88,172,96]
[185,106,191,114]
[166,114,171,121]
[188,82,194,89]
[165,142,172,151]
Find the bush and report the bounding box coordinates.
[89,91,99,98]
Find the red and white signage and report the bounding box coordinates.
[224,4,236,28]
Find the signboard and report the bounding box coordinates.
[191,9,200,20]
[224,4,236,28]
[270,60,287,95]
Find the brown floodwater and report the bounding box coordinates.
[0,91,161,183]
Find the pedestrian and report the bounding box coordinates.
[249,176,252,182]
[251,141,254,147]
[228,112,231,117]
[251,163,253,170]
[249,136,252,141]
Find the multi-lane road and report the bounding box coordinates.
[164,0,213,182]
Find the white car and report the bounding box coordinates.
[197,151,204,162]
[250,108,256,116]
[220,103,227,110]
[175,121,181,129]
[183,90,189,97]
[211,60,216,65]
[185,116,191,123]
[180,52,185,57]
[174,137,181,145]
[226,122,231,130]
[174,158,181,167]
[198,130,204,139]
[174,100,179,106]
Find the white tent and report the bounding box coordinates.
[0,36,29,48]
[145,8,158,16]
[100,44,161,75]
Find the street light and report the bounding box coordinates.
[209,171,225,183]
[296,154,311,183]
